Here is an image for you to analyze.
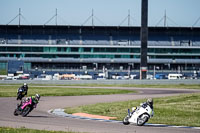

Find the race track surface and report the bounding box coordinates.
[0,87,200,133]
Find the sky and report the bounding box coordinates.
[0,0,200,27]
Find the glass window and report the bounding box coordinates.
[44,47,49,52]
[115,55,121,58]
[24,63,31,70]
[79,48,83,52]
[106,48,117,52]
[71,47,79,52]
[84,48,91,52]
[20,47,32,52]
[32,47,43,52]
[130,48,140,53]
[0,62,7,69]
[117,48,129,53]
[0,47,6,52]
[121,55,130,58]
[50,47,57,52]
[7,47,19,52]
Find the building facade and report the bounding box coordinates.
[0,25,200,75]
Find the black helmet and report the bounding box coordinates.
[35,94,40,101]
[147,98,153,106]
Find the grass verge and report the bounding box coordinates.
[1,83,200,89]
[0,127,81,133]
[120,84,200,89]
[0,85,135,97]
[65,93,200,127]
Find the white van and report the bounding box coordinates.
[168,74,183,79]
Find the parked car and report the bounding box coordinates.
[155,74,167,79]
[168,74,183,79]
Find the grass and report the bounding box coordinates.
[0,85,135,97]
[1,83,200,89]
[0,127,82,133]
[65,93,200,127]
[0,69,7,75]
[120,84,200,89]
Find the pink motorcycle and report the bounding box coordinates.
[14,98,37,117]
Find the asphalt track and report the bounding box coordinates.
[0,87,200,133]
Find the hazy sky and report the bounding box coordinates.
[0,0,200,27]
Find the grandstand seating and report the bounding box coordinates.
[0,27,200,47]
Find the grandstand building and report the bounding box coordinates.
[0,25,200,77]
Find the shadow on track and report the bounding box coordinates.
[26,115,49,118]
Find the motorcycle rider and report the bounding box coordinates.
[29,94,40,107]
[22,83,28,95]
[146,98,153,109]
[17,83,29,100]
[32,94,40,104]
[18,83,28,95]
[123,98,154,126]
[15,94,40,115]
[19,94,40,108]
[132,98,153,113]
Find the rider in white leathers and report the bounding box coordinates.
[132,98,153,113]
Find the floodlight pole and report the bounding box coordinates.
[128,9,130,26]
[19,8,21,26]
[56,8,57,26]
[92,9,94,26]
[140,0,148,79]
[164,10,167,27]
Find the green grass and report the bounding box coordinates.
[61,83,199,89]
[1,83,200,89]
[120,84,200,89]
[0,127,82,133]
[34,83,200,89]
[0,69,7,75]
[0,85,135,97]
[65,93,200,127]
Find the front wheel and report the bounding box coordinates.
[21,106,31,117]
[17,94,21,100]
[122,116,130,125]
[17,92,24,100]
[13,109,18,116]
[137,115,149,126]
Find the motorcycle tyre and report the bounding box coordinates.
[137,116,149,126]
[17,93,22,100]
[14,109,18,116]
[21,106,31,117]
[122,116,130,125]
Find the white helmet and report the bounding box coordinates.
[147,98,153,106]
[35,94,40,101]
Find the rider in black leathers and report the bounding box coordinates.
[17,83,28,100]
[20,83,28,95]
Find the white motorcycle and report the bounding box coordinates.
[123,103,154,126]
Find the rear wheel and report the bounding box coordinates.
[122,116,130,125]
[137,115,149,126]
[22,106,31,117]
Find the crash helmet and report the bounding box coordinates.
[35,94,40,101]
[147,98,153,106]
[23,83,27,87]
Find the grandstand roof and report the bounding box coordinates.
[0,25,200,37]
[0,25,200,31]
